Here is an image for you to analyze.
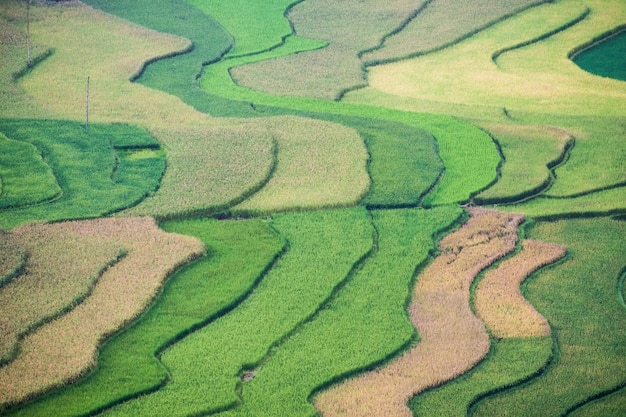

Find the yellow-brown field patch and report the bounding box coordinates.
[0,225,124,364]
[475,239,567,338]
[233,116,370,214]
[315,208,523,417]
[0,217,204,409]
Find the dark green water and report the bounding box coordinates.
[573,30,626,82]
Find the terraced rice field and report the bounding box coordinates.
[0,0,624,416]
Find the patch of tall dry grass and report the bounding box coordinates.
[315,208,523,417]
[0,225,124,364]
[0,217,204,410]
[233,116,370,214]
[475,238,567,338]
[0,231,25,287]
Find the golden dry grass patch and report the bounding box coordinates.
[475,239,567,338]
[233,116,370,213]
[0,217,204,409]
[315,208,524,417]
[0,224,123,364]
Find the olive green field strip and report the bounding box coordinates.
[119,123,277,220]
[0,217,204,411]
[474,124,574,205]
[316,208,524,417]
[4,218,284,417]
[472,217,626,416]
[210,207,462,417]
[475,239,567,339]
[0,132,60,210]
[90,208,371,417]
[360,0,547,65]
[0,119,165,230]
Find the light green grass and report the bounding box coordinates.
[96,208,373,417]
[0,119,164,230]
[410,338,553,416]
[4,218,285,417]
[186,0,300,58]
[503,187,625,220]
[214,206,462,417]
[472,217,626,416]
[0,132,61,209]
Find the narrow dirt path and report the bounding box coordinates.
[315,207,523,417]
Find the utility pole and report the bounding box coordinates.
[26,0,31,68]
[85,76,90,132]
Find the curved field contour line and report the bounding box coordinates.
[315,207,524,417]
[474,239,567,339]
[0,217,204,409]
[0,227,123,364]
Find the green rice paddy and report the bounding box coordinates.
[0,0,624,415]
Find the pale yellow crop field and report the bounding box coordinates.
[346,0,626,117]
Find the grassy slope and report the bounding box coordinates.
[475,124,572,204]
[77,0,499,208]
[0,132,60,209]
[5,219,285,417]
[214,207,462,417]
[95,208,372,417]
[472,217,626,416]
[351,0,626,117]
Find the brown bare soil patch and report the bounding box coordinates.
[475,239,567,338]
[0,217,204,409]
[315,208,524,417]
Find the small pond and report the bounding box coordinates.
[573,30,626,82]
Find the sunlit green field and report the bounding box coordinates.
[0,0,624,416]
